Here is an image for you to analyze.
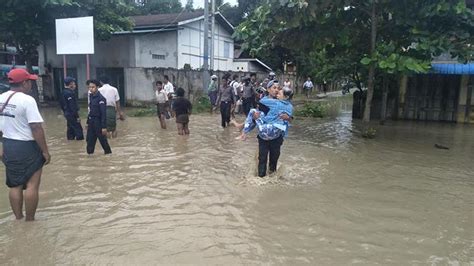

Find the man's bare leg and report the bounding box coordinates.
[24,168,42,221]
[177,123,184,135]
[9,186,24,220]
[184,123,190,135]
[159,115,167,129]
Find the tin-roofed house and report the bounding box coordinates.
[38,11,268,104]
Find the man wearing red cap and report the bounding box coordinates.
[0,68,50,221]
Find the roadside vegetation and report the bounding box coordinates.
[294,95,352,119]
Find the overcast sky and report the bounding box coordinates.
[181,0,238,8]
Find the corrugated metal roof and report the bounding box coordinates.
[126,11,233,34]
[431,63,474,74]
[132,11,205,28]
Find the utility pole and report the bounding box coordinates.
[210,0,215,71]
[203,0,210,91]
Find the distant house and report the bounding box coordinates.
[122,11,235,70]
[38,11,270,102]
[233,58,272,72]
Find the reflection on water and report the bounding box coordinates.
[0,107,472,264]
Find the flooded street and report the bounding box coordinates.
[0,107,473,264]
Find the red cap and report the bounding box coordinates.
[8,69,38,84]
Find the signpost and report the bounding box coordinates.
[55,16,94,79]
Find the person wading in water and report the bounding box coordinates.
[0,69,51,221]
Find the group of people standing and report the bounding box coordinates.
[209,72,294,177]
[60,76,124,155]
[0,68,293,222]
[154,75,193,135]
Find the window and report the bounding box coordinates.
[152,54,165,60]
[224,42,230,58]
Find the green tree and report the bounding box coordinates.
[235,0,474,122]
[219,0,265,26]
[136,0,183,15]
[0,0,134,70]
[185,0,194,11]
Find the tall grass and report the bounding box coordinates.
[295,96,351,118]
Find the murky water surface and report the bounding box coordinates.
[0,107,472,264]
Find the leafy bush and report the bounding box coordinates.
[295,102,327,118]
[193,96,212,113]
[295,96,351,118]
[362,127,377,139]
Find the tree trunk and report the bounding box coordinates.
[380,75,388,124]
[363,1,377,123]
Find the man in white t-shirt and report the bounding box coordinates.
[230,74,242,117]
[155,80,168,129]
[0,69,50,221]
[163,75,174,116]
[98,76,124,138]
[163,75,174,97]
[303,77,314,99]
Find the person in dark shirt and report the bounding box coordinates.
[241,77,256,116]
[86,79,111,155]
[60,77,84,140]
[216,77,234,128]
[172,87,192,135]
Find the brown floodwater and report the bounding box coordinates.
[0,107,472,264]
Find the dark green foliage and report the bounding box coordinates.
[0,0,134,69]
[295,103,327,118]
[235,0,474,121]
[135,0,183,15]
[193,96,211,114]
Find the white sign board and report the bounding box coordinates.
[56,16,94,55]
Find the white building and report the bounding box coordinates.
[233,58,272,72]
[115,11,235,70]
[39,11,271,103]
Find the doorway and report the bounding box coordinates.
[53,68,78,101]
[96,68,125,106]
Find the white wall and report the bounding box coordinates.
[177,19,234,71]
[233,61,248,72]
[134,31,178,68]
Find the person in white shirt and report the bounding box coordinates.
[0,69,50,221]
[303,77,314,99]
[230,74,242,117]
[163,75,175,117]
[155,81,168,129]
[284,78,291,90]
[98,76,124,138]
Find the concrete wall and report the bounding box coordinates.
[177,20,234,71]
[134,31,178,68]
